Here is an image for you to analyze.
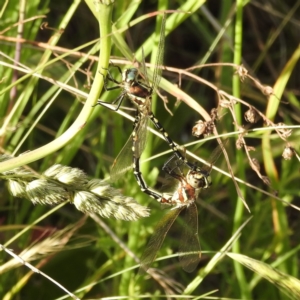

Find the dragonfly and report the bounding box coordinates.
[139,145,223,273]
[96,14,208,200]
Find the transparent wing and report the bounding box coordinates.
[200,142,225,174]
[178,203,201,272]
[151,13,166,93]
[110,115,148,182]
[140,47,150,87]
[139,206,183,273]
[133,115,149,159]
[110,134,133,182]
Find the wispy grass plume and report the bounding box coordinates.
[1,155,149,221]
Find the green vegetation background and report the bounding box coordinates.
[0,0,299,299]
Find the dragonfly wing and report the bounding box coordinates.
[151,13,166,93]
[110,134,133,182]
[139,206,183,273]
[110,116,148,181]
[178,202,201,272]
[141,47,150,87]
[133,115,148,159]
[201,140,227,174]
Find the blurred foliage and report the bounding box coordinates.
[0,0,300,299]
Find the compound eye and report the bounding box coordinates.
[187,170,212,189]
[196,177,206,189]
[187,171,205,189]
[124,68,138,82]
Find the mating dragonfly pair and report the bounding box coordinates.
[96,14,220,272]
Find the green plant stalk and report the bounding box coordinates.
[114,2,140,27]
[4,202,66,247]
[228,252,300,300]
[142,0,167,189]
[11,35,103,157]
[0,2,113,173]
[86,1,142,295]
[261,45,300,279]
[184,217,252,294]
[8,71,72,154]
[12,73,76,156]
[232,0,251,299]
[1,0,82,146]
[48,43,111,166]
[134,0,206,60]
[252,2,300,72]
[200,5,235,65]
[249,243,300,290]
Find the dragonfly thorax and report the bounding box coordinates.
[122,68,152,110]
[171,178,198,204]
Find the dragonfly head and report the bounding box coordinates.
[186,169,212,189]
[122,68,139,83]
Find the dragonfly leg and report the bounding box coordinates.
[100,65,122,90]
[95,93,126,111]
[103,83,121,91]
[106,63,122,76]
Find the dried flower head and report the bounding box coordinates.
[245,107,260,124]
[261,176,271,186]
[235,64,248,82]
[192,120,206,137]
[246,146,256,152]
[262,85,274,97]
[236,139,244,150]
[282,146,294,160]
[219,98,232,108]
[276,123,292,138]
[192,120,215,138]
[210,108,219,121]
